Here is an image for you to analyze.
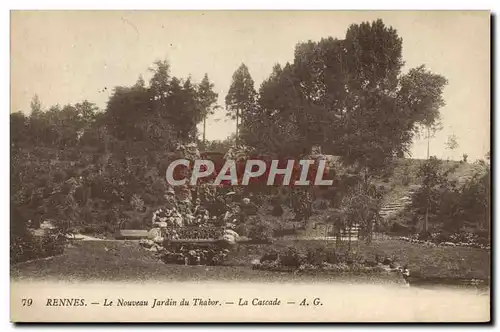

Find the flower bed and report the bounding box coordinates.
[158,244,231,266]
[251,247,409,277]
[174,225,224,240]
[139,221,238,266]
[398,231,490,250]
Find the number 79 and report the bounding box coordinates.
[21,298,33,307]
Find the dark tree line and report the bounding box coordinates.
[222,19,489,239]
[11,60,219,242]
[409,156,491,236]
[226,20,448,182]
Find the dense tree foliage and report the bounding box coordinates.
[11,59,219,248]
[239,20,448,177]
[199,134,236,154]
[225,63,257,145]
[198,73,219,143]
[408,157,490,236]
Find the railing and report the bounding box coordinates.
[315,223,361,240]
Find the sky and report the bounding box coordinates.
[10,10,490,161]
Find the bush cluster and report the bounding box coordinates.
[256,246,401,273]
[11,230,66,264]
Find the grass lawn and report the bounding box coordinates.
[357,240,490,280]
[9,240,398,284]
[10,237,490,284]
[229,238,490,280]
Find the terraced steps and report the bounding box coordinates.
[379,188,419,219]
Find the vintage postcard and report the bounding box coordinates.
[10,10,491,323]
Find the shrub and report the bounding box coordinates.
[10,230,66,264]
[234,223,249,237]
[325,250,339,264]
[390,221,410,235]
[279,247,304,268]
[316,200,329,210]
[270,204,284,217]
[477,237,490,246]
[323,262,349,272]
[401,168,411,186]
[11,233,35,264]
[305,247,327,265]
[247,216,274,242]
[475,229,490,240]
[260,249,279,263]
[39,232,66,257]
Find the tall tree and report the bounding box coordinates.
[242,19,448,181]
[10,112,28,148]
[104,59,208,149]
[177,77,204,142]
[149,59,171,99]
[104,85,153,144]
[445,134,459,159]
[134,74,146,89]
[30,94,42,116]
[412,157,460,233]
[244,63,305,157]
[336,19,405,181]
[398,65,448,159]
[75,100,99,123]
[198,74,219,144]
[27,94,46,145]
[225,63,257,146]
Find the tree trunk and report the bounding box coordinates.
[424,126,431,234]
[325,224,328,246]
[424,185,429,233]
[364,167,369,190]
[348,224,352,252]
[335,220,341,248]
[203,116,207,145]
[235,109,239,146]
[356,222,360,252]
[427,126,430,160]
[424,205,429,233]
[365,219,372,244]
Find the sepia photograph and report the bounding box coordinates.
[9,10,491,323]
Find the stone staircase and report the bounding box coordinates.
[379,185,421,220]
[455,163,488,185]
